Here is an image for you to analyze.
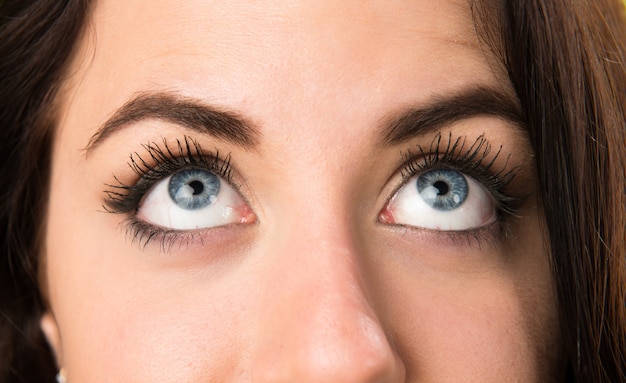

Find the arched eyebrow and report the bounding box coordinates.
[380,86,524,145]
[84,92,260,154]
[85,87,522,154]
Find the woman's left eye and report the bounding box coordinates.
[380,168,496,231]
[137,168,255,230]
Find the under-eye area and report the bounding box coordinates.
[379,133,526,246]
[103,136,256,248]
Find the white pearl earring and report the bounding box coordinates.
[56,368,67,383]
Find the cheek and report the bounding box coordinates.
[389,279,557,381]
[366,236,561,382]
[400,287,550,380]
[46,235,255,382]
[91,293,243,381]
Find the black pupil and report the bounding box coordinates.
[189,180,204,195]
[433,180,449,196]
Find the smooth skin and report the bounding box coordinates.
[42,0,562,381]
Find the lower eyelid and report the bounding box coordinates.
[122,217,256,253]
[381,219,506,249]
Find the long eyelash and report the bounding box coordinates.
[399,132,525,241]
[103,136,233,215]
[124,220,209,253]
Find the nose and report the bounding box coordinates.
[249,218,406,382]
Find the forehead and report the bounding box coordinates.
[88,0,478,66]
[60,0,502,147]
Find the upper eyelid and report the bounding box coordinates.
[400,134,507,177]
[106,128,522,206]
[135,137,233,179]
[384,134,519,200]
[103,137,242,214]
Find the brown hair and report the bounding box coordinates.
[0,0,92,382]
[0,0,624,382]
[472,1,626,381]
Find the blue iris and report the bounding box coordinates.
[168,169,221,210]
[416,169,468,211]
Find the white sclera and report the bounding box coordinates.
[388,173,496,231]
[137,173,246,230]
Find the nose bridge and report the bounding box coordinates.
[270,182,371,330]
[249,193,405,382]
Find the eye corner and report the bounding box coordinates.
[377,204,396,225]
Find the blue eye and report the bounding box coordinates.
[382,168,496,231]
[169,169,221,210]
[416,169,468,211]
[137,168,254,230]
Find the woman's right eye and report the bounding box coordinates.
[137,167,255,230]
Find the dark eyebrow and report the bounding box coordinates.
[381,86,524,145]
[85,92,259,153]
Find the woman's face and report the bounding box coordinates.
[42,0,562,381]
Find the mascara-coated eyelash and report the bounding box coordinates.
[103,136,234,215]
[390,133,525,243]
[400,133,521,212]
[103,136,246,250]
